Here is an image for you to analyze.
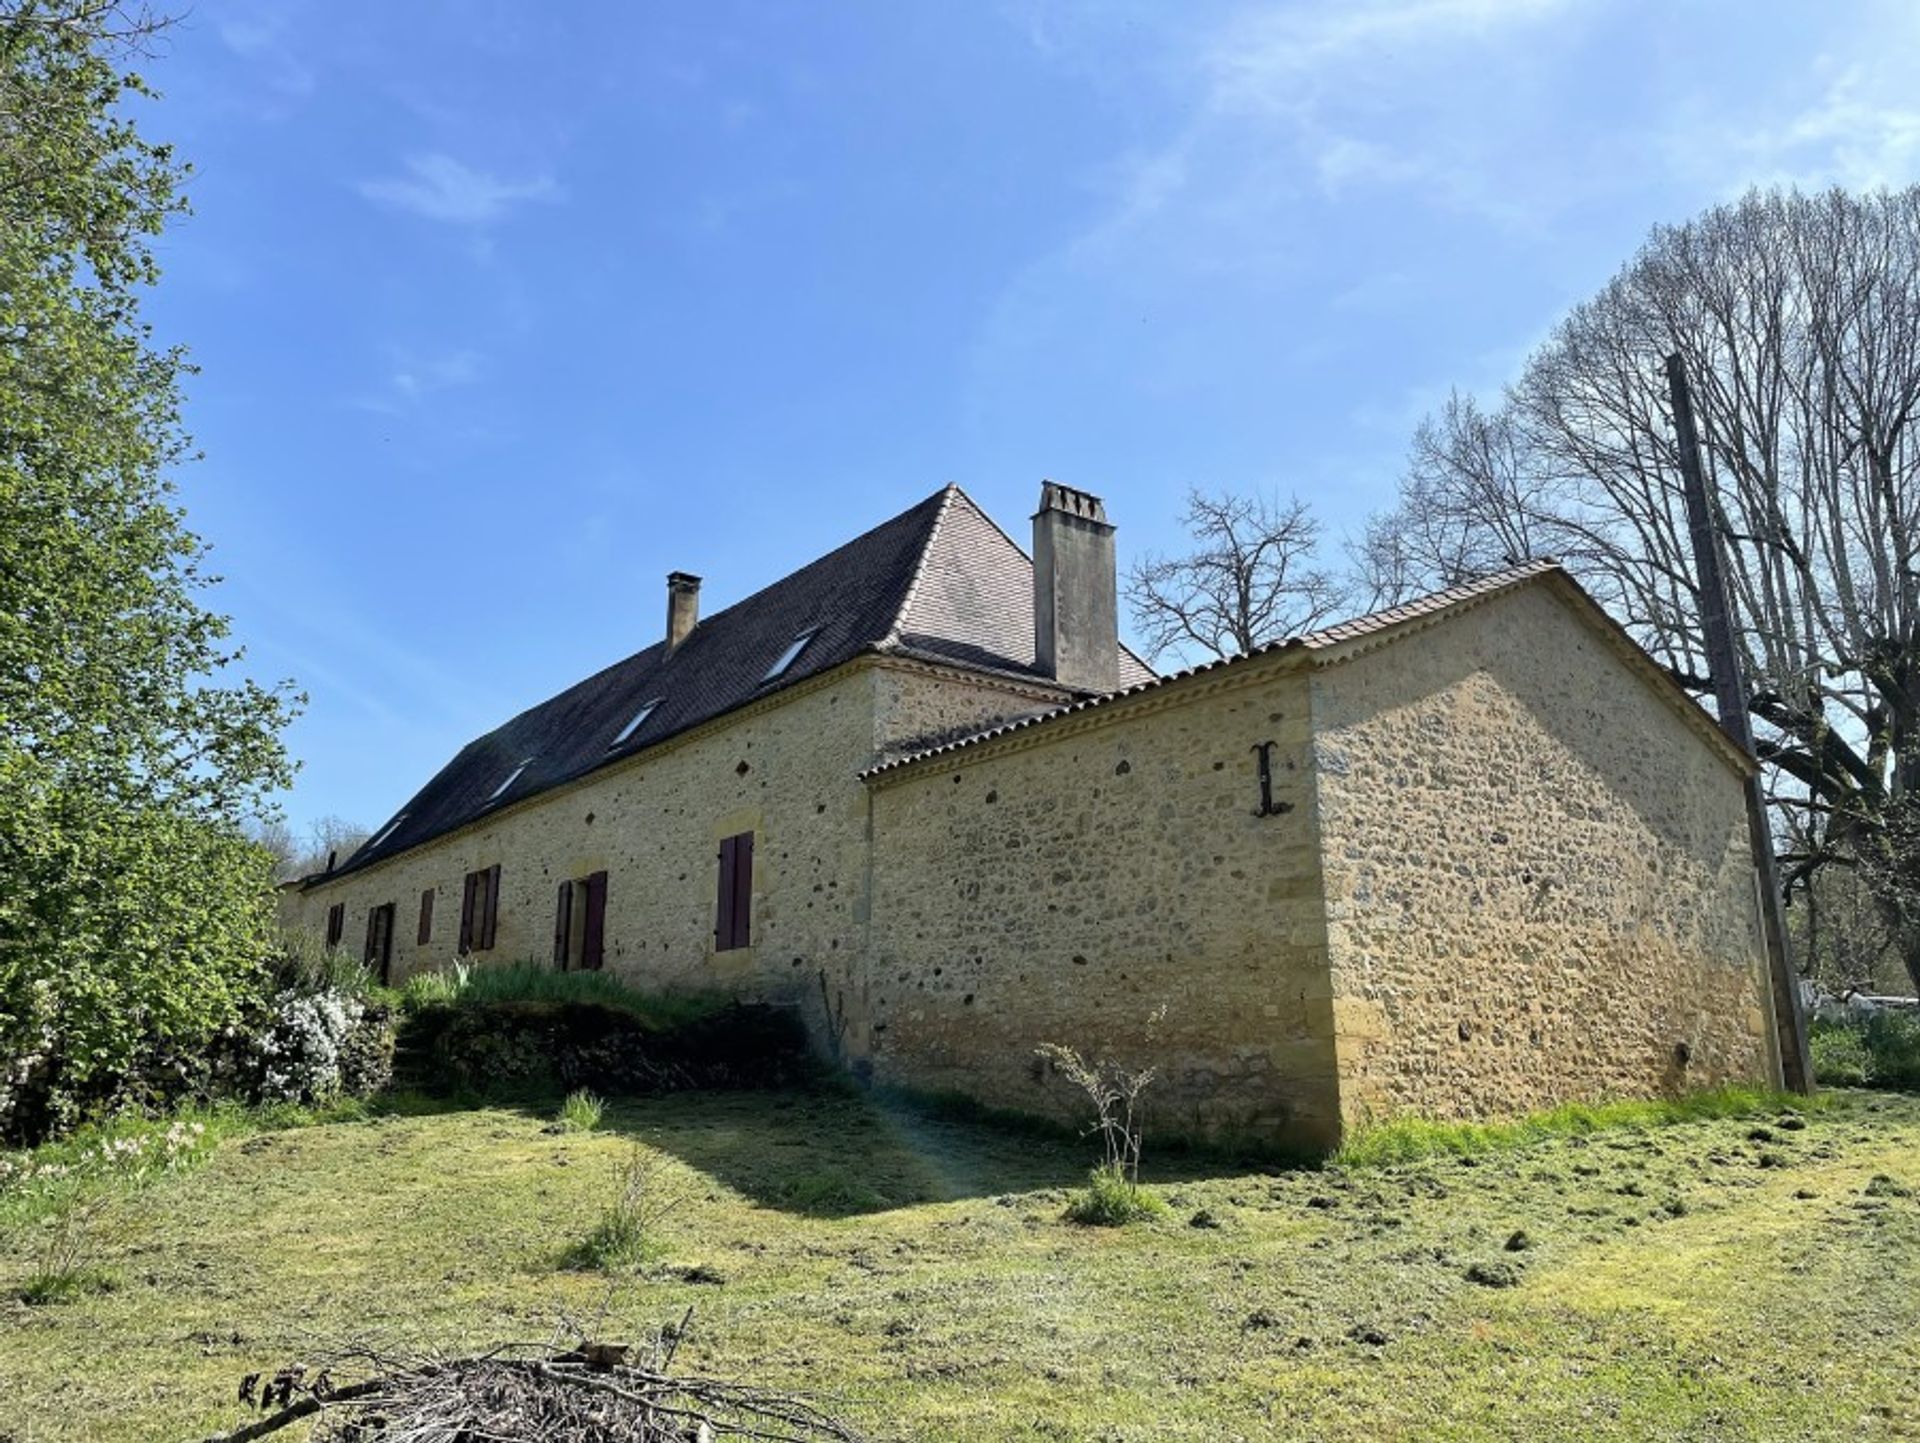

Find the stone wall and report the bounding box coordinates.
[863,659,1343,1149]
[282,657,1064,1041]
[1310,582,1781,1127]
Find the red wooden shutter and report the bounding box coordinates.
[480,864,501,951]
[458,871,476,954]
[732,832,753,948]
[552,881,572,969]
[417,889,434,946]
[715,837,737,950]
[582,870,608,970]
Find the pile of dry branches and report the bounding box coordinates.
[198,1325,866,1443]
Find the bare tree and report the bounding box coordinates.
[246,816,300,880]
[1127,489,1347,664]
[256,814,370,882]
[1352,392,1553,607]
[1364,186,1920,992]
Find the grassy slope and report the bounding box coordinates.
[2,1090,1917,1442]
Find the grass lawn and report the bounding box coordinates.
[2,1088,1917,1441]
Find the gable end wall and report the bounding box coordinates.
[1310,584,1781,1127]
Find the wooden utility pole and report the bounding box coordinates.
[1665,352,1813,1093]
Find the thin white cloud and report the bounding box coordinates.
[359,153,560,225]
[218,11,317,101]
[392,348,482,398]
[1733,64,1920,194]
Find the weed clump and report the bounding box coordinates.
[1036,1011,1165,1228]
[556,1090,604,1133]
[565,1147,684,1271]
[1064,1163,1166,1227]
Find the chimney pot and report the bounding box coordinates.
[1032,480,1118,693]
[666,571,701,654]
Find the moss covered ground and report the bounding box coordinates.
[3,1088,1917,1441]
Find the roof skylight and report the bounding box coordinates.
[486,759,533,802]
[761,628,819,684]
[366,813,407,851]
[611,698,662,747]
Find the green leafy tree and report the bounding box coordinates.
[0,2,300,1140]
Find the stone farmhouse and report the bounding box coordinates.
[283,482,1785,1150]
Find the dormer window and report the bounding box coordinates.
[366,812,407,851]
[761,628,819,684]
[610,699,661,748]
[486,759,532,803]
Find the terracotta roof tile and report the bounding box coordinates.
[860,559,1571,778]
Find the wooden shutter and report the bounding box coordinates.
[715,833,753,951]
[371,903,395,987]
[417,889,434,946]
[326,903,344,947]
[715,837,737,950]
[480,863,501,951]
[363,909,378,965]
[458,871,476,954]
[732,833,753,948]
[552,881,573,969]
[582,870,608,971]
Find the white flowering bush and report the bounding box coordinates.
[242,988,368,1104]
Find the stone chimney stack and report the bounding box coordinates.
[1032,481,1119,694]
[666,571,701,654]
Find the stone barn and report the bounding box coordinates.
[283,482,1784,1150]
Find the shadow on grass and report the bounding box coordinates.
[580,1086,1273,1217]
[348,1073,1298,1219]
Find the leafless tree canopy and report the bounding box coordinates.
[1362,186,1920,991]
[1127,488,1347,664]
[249,814,369,883]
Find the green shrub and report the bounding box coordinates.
[399,963,725,1026]
[396,997,810,1099]
[1064,1163,1166,1227]
[1811,1021,1873,1087]
[557,1089,604,1133]
[1813,1014,1920,1090]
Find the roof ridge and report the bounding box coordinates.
[877,483,962,652]
[861,559,1568,779]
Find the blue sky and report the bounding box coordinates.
[140,0,1920,837]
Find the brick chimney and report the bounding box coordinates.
[666,571,701,654]
[1032,481,1118,693]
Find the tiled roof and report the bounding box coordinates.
[860,558,1701,779]
[322,485,1152,881]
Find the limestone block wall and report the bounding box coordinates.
[1311,583,1781,1127]
[862,661,1343,1149]
[282,657,1067,1042]
[285,667,896,1014]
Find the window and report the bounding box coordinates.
[552,870,608,971]
[486,759,533,803]
[325,902,345,948]
[760,629,818,684]
[610,699,661,748]
[366,812,407,851]
[363,902,395,986]
[714,831,754,951]
[459,865,501,954]
[417,888,435,945]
